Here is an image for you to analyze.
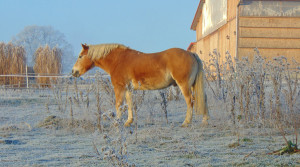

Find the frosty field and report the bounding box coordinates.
[0,83,299,167]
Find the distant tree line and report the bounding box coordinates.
[11,25,74,72]
[34,45,62,87]
[0,25,73,87]
[0,43,26,86]
[0,42,62,87]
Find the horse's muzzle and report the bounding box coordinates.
[72,69,80,77]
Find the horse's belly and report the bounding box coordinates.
[132,73,175,90]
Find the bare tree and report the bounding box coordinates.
[11,25,74,72]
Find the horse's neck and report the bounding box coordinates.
[93,48,127,74]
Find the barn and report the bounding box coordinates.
[189,0,300,65]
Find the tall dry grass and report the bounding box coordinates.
[204,49,300,151]
[33,45,62,87]
[0,42,26,87]
[205,49,299,125]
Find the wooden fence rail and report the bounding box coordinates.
[0,73,109,89]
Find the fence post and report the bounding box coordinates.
[26,65,29,88]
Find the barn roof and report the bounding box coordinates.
[187,42,196,51]
[190,0,205,31]
[190,0,300,31]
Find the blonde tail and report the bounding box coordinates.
[192,53,209,121]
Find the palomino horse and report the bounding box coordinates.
[72,43,209,127]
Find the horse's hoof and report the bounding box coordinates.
[201,120,209,126]
[181,122,190,127]
[203,115,210,121]
[124,122,131,127]
[124,119,133,127]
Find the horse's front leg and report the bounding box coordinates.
[114,86,125,119]
[124,90,133,127]
[114,86,133,127]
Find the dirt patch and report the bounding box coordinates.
[0,123,31,132]
[37,115,96,132]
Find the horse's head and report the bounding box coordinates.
[72,43,94,77]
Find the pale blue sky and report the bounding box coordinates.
[0,0,198,55]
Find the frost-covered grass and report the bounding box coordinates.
[0,85,299,166]
[1,52,300,166]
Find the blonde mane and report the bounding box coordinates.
[87,44,128,60]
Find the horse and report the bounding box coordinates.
[72,43,209,127]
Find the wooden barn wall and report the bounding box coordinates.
[194,0,300,67]
[227,0,239,20]
[196,14,203,40]
[238,17,300,64]
[196,18,237,65]
[195,0,238,64]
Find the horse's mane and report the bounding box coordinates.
[87,43,128,60]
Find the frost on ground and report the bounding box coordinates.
[0,86,299,167]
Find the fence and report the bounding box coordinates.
[0,73,67,88]
[0,73,110,89]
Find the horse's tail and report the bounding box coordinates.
[191,53,209,120]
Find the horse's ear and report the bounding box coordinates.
[81,43,89,50]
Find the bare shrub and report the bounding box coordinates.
[206,49,299,124]
[100,119,134,167]
[127,82,145,142]
[98,73,115,108]
[205,48,300,151]
[267,56,300,153]
[94,71,103,131]
[93,107,134,166]
[159,90,169,124]
[72,78,80,107]
[50,78,64,112]
[0,42,26,87]
[144,94,155,126]
[68,97,74,128]
[204,50,224,100]
[33,45,62,87]
[251,48,267,121]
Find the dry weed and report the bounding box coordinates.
[205,48,300,153]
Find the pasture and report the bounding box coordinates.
[0,52,300,166]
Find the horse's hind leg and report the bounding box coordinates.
[124,90,133,127]
[178,83,193,127]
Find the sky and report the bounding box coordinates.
[0,0,198,57]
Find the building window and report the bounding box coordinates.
[202,0,227,37]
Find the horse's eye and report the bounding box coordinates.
[79,55,82,58]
